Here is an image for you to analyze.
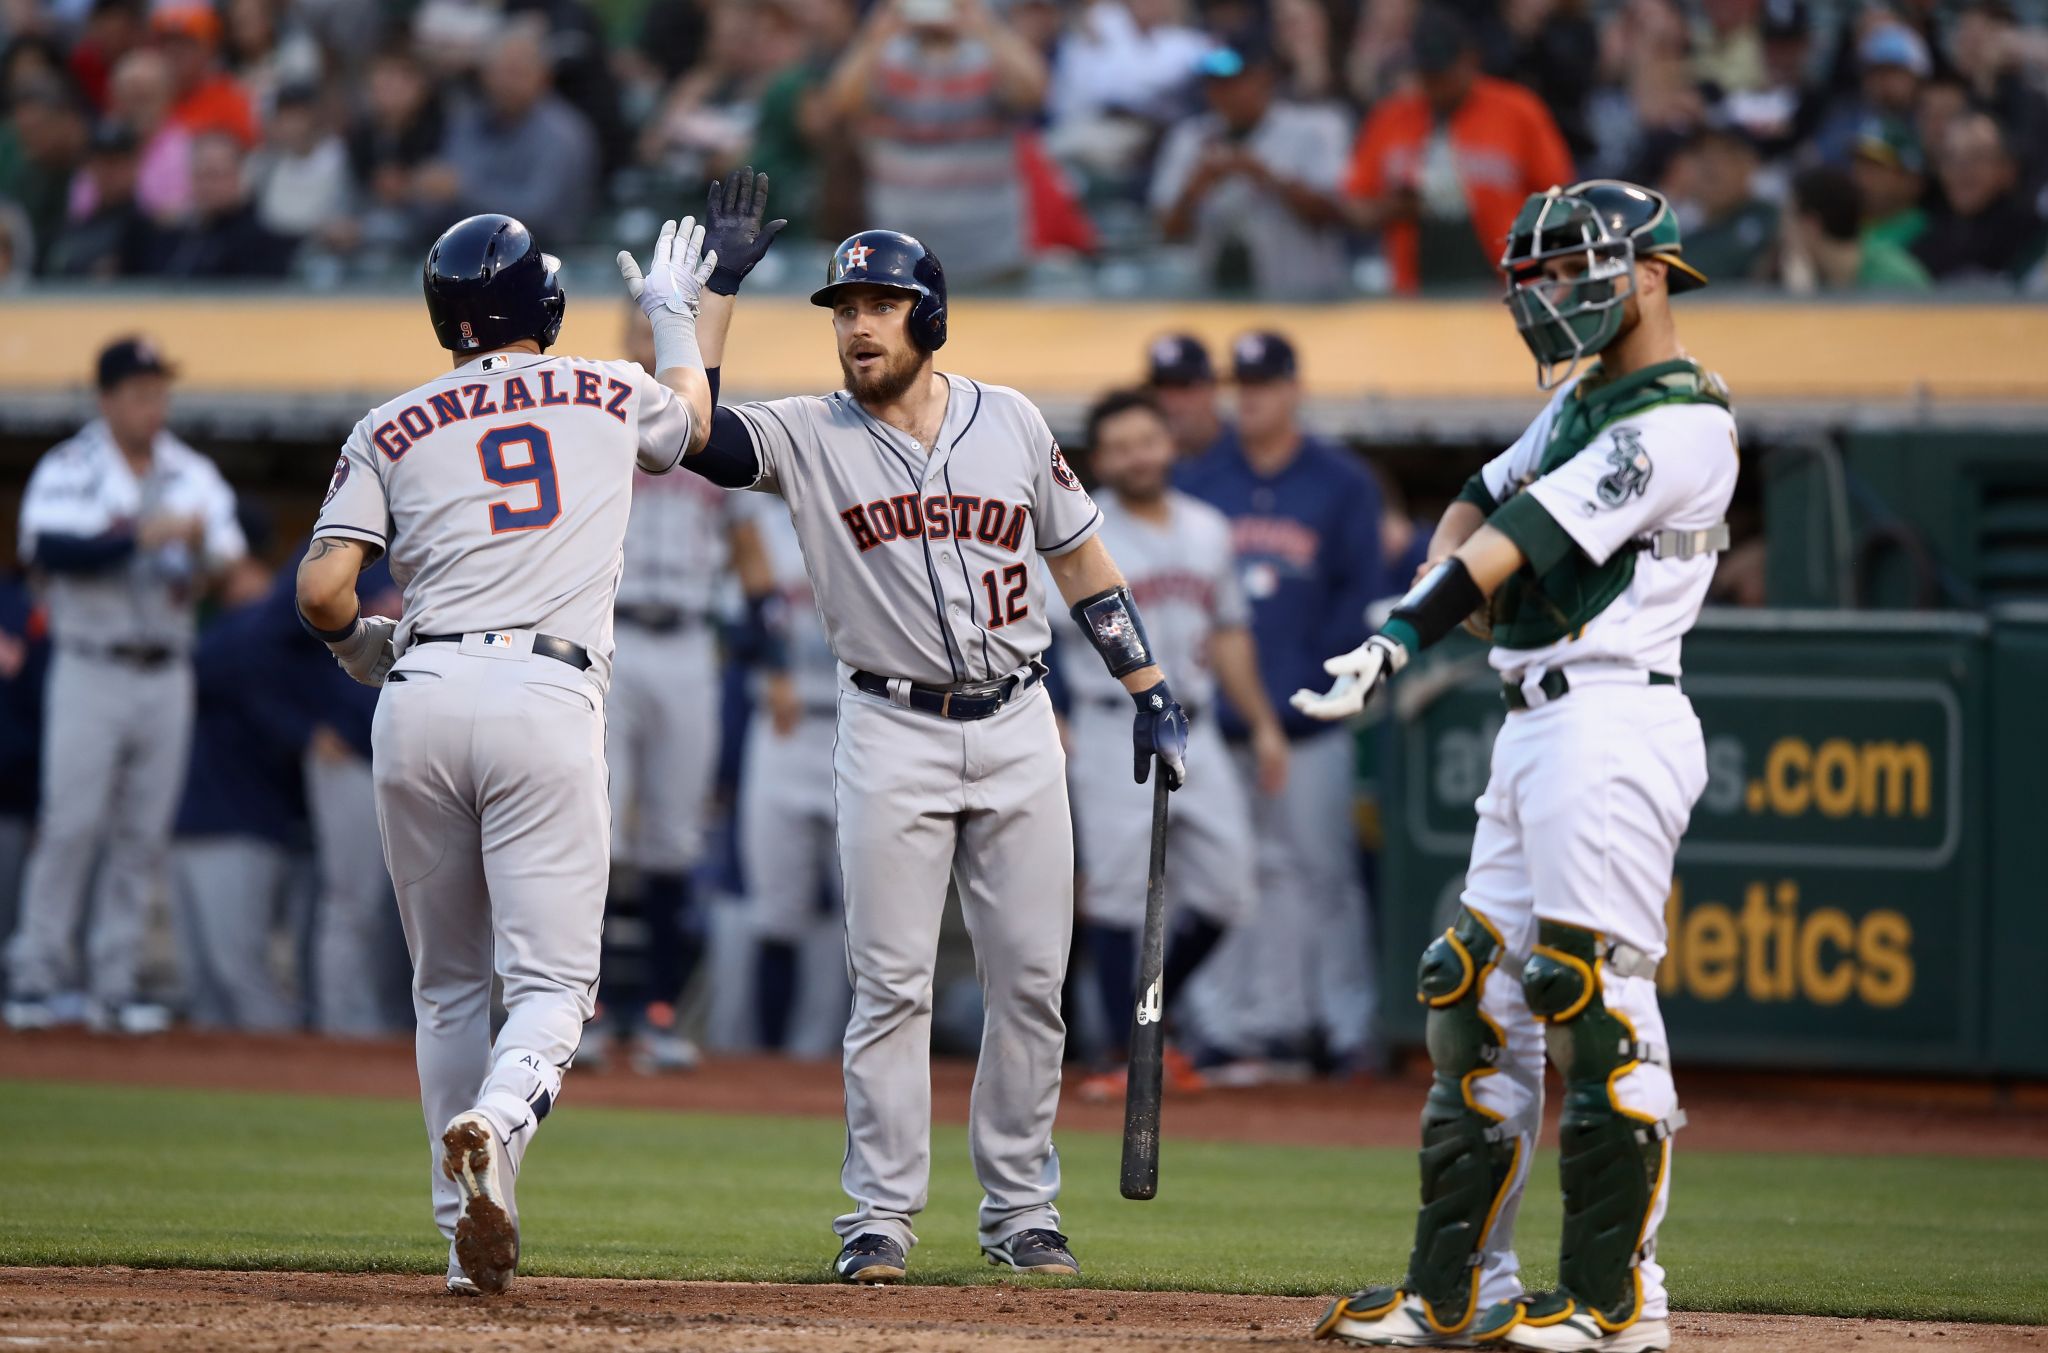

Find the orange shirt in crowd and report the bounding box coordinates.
[1345,76,1574,295]
[171,75,260,148]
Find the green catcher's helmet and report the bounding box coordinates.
[1500,180,1708,389]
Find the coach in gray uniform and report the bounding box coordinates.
[677,178,1189,1285]
[4,338,245,1035]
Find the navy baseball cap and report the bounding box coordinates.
[96,336,175,390]
[1147,334,1215,386]
[1230,331,1298,383]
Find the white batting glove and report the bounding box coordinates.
[1289,633,1409,722]
[617,216,718,320]
[327,615,397,687]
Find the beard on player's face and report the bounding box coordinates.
[839,331,927,405]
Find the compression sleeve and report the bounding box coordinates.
[683,405,763,488]
[33,531,137,574]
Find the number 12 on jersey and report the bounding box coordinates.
[980,564,1028,629]
[477,423,561,533]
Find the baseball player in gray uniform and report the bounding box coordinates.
[5,337,246,1036]
[294,209,715,1296]
[1055,390,1289,1103]
[675,178,1189,1284]
[736,496,846,1052]
[588,307,776,1073]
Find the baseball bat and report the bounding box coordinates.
[1119,768,1172,1201]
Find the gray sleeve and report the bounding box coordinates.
[1022,398,1101,557]
[633,364,696,474]
[311,422,390,551]
[1212,516,1252,629]
[730,397,816,498]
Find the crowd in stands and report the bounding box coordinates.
[3,0,2045,296]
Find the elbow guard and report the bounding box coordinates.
[1071,585,1154,679]
[1390,557,1486,653]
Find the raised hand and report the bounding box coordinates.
[703,166,789,296]
[617,216,718,320]
[1289,634,1407,722]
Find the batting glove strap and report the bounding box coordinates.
[299,608,359,645]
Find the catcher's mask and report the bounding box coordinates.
[1500,180,1706,390]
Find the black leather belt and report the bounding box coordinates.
[1502,669,1677,711]
[67,641,180,669]
[615,603,709,634]
[851,658,1047,721]
[413,631,592,671]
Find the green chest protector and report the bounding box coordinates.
[1487,360,1731,651]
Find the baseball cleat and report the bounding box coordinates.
[441,1111,519,1295]
[1473,1294,1669,1352]
[3,993,56,1031]
[1314,1286,1475,1347]
[983,1228,1079,1276]
[445,1241,480,1296]
[632,1028,700,1073]
[87,1000,172,1036]
[834,1232,907,1284]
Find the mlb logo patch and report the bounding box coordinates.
[483,632,512,648]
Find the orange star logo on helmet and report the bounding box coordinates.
[845,243,874,269]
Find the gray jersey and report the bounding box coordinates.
[732,376,1101,685]
[18,420,246,651]
[1052,490,1245,712]
[737,372,1105,679]
[314,351,695,687]
[617,463,736,613]
[744,494,840,710]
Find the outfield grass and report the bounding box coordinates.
[1,1080,2043,1324]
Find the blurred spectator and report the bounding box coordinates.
[1271,0,1335,103]
[1912,112,2047,284]
[65,0,149,113]
[246,81,346,240]
[0,197,28,285]
[632,0,712,84]
[1144,333,1225,458]
[745,0,862,244]
[419,21,598,246]
[826,0,1048,287]
[341,43,446,259]
[171,572,306,1033]
[46,118,155,277]
[1948,0,2048,198]
[640,0,806,189]
[1497,0,1602,164]
[1692,0,1766,95]
[1851,116,1927,253]
[1049,0,1210,171]
[86,48,191,220]
[1782,164,1931,292]
[1915,72,1972,197]
[221,0,323,121]
[1,76,89,271]
[1718,0,1826,157]
[1153,34,1348,299]
[1344,0,1412,107]
[1,34,68,106]
[153,3,259,148]
[1673,123,1777,284]
[1815,23,1929,164]
[1345,7,1572,294]
[146,130,295,277]
[505,0,630,179]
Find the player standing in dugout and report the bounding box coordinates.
[671,171,1189,1284]
[1305,181,1734,1353]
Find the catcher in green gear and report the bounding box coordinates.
[1303,180,1733,1353]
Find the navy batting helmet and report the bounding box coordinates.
[811,230,948,351]
[423,214,566,355]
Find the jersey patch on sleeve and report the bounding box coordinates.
[322,454,350,505]
[1049,441,1081,492]
[1596,427,1653,507]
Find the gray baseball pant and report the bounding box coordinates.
[6,651,192,1004]
[831,680,1073,1253]
[170,836,297,1030]
[306,747,399,1036]
[372,636,608,1237]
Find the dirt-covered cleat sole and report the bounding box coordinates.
[982,1228,1079,1277]
[441,1112,518,1296]
[834,1233,907,1284]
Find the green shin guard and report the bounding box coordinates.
[1403,908,1524,1333]
[1522,920,1682,1333]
